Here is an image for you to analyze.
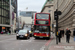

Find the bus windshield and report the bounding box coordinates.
[36,14,49,19]
[36,20,49,24]
[34,26,50,33]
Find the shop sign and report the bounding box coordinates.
[2,27,5,29]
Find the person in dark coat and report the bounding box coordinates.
[58,30,62,43]
[65,28,71,43]
[61,29,64,37]
[73,28,75,41]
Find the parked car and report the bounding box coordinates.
[16,30,30,39]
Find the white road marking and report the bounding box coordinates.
[40,45,45,50]
[64,46,74,49]
[54,46,75,49]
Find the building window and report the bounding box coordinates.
[5,18,10,25]
[0,1,1,8]
[49,10,51,12]
[2,17,4,24]
[0,17,1,24]
[2,9,4,16]
[48,6,51,8]
[3,17,5,24]
[0,0,10,25]
[0,8,1,15]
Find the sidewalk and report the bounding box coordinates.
[48,35,75,50]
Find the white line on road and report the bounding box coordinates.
[40,45,45,50]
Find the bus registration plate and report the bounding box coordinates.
[40,37,43,38]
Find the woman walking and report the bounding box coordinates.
[73,28,75,41]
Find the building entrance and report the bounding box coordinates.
[0,26,2,33]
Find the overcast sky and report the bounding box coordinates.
[18,0,46,12]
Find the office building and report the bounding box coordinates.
[0,0,17,34]
[41,0,54,31]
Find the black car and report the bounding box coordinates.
[16,30,30,39]
[23,27,33,37]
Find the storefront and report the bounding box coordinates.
[0,0,10,34]
[0,26,10,34]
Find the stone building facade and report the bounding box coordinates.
[53,0,75,35]
[41,0,75,35]
[41,0,54,31]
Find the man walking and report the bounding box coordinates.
[73,28,75,41]
[65,28,71,43]
[58,30,62,43]
[61,29,64,37]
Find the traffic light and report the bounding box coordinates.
[54,10,58,20]
[54,10,62,20]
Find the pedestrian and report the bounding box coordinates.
[58,29,62,43]
[65,28,71,43]
[73,28,75,41]
[61,29,64,37]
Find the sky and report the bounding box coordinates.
[18,0,46,12]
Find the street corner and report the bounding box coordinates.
[49,45,75,50]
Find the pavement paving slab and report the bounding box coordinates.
[48,35,75,50]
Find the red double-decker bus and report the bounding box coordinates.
[33,13,51,39]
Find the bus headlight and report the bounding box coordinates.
[47,35,49,37]
[34,35,36,36]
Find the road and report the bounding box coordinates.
[0,34,51,50]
